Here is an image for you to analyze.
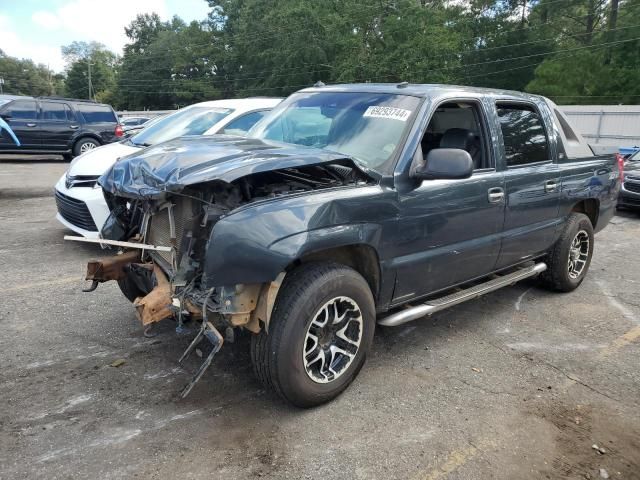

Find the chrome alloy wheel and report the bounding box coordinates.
[80,141,96,153]
[302,296,363,384]
[568,230,590,279]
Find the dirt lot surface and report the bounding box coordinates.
[1,161,639,480]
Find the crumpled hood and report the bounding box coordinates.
[99,135,359,199]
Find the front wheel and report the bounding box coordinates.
[540,212,594,292]
[251,262,375,407]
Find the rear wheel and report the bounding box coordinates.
[251,262,375,407]
[540,213,594,292]
[73,138,99,157]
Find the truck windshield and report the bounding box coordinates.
[249,92,421,171]
[130,106,233,147]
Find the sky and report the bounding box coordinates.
[0,0,212,72]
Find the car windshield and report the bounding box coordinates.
[249,91,421,171]
[130,106,233,146]
[630,150,640,161]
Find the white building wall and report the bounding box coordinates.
[558,105,640,147]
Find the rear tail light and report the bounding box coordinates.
[616,153,625,181]
[115,124,124,137]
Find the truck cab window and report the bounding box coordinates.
[497,103,549,166]
[420,101,490,170]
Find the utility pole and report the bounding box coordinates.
[0,78,4,95]
[87,61,94,100]
[47,64,53,95]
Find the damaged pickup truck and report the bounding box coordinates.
[69,84,621,407]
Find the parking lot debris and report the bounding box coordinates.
[592,444,607,454]
[599,468,609,478]
[110,359,126,368]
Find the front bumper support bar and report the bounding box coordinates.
[178,318,224,398]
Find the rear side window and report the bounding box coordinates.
[221,110,268,136]
[77,104,117,123]
[42,102,73,121]
[4,100,38,120]
[497,103,549,166]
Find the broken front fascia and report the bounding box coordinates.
[83,245,286,332]
[83,134,374,331]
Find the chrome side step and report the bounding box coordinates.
[378,262,547,327]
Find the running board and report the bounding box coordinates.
[378,262,547,327]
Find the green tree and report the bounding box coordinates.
[117,15,222,109]
[0,50,60,96]
[62,41,118,101]
[526,0,640,103]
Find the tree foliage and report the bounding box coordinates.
[2,0,639,107]
[116,14,222,109]
[0,50,63,96]
[62,41,118,102]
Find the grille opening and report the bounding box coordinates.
[55,190,98,231]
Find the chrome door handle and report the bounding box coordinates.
[26,123,37,127]
[70,125,79,129]
[488,188,504,203]
[545,180,557,193]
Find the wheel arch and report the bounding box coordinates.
[570,199,599,228]
[287,244,381,301]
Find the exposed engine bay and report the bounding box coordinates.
[72,160,373,397]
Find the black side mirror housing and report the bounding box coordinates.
[0,113,11,120]
[413,148,474,180]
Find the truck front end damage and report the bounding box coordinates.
[69,135,374,397]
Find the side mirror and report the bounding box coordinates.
[0,113,11,120]
[413,148,473,180]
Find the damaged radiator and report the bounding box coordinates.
[146,197,194,270]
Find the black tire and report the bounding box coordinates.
[72,137,99,157]
[117,276,148,303]
[251,262,375,408]
[540,212,594,292]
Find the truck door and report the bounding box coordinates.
[391,99,506,304]
[0,99,41,149]
[492,101,560,269]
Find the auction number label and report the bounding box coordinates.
[363,106,412,121]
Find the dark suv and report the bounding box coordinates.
[0,96,122,159]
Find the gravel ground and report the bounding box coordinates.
[0,161,638,480]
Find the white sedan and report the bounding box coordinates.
[55,97,282,238]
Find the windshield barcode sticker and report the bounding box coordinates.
[363,106,412,121]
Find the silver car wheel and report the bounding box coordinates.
[302,296,363,384]
[568,230,589,279]
[80,141,97,153]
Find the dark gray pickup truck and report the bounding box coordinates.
[70,84,621,407]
